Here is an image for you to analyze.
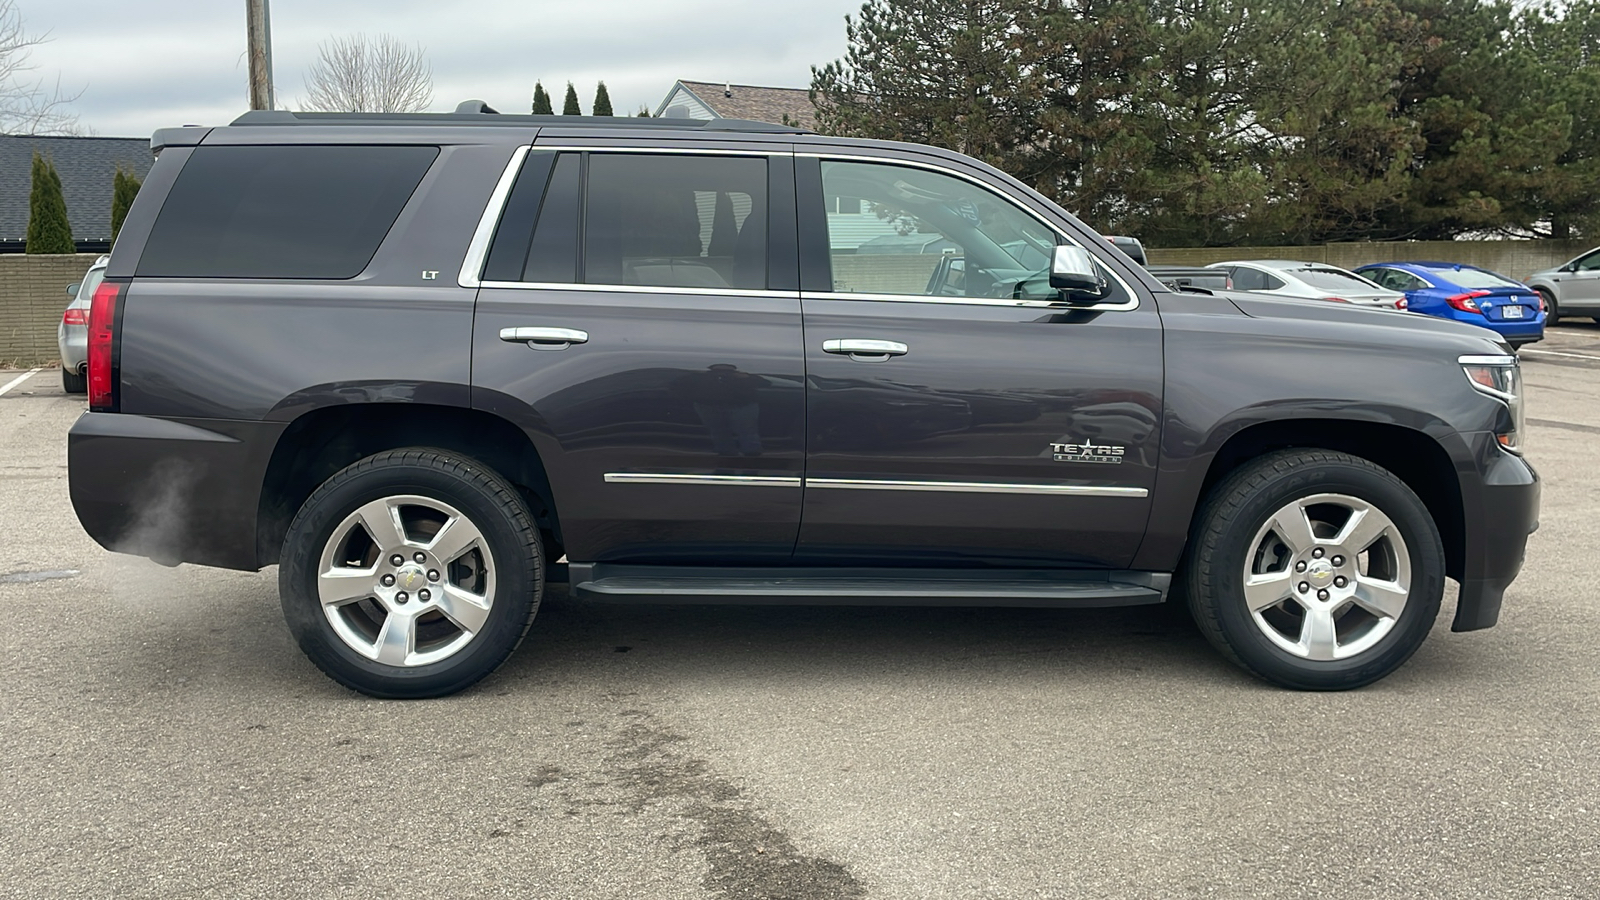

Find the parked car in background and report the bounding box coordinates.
[58,255,108,394]
[1357,262,1545,349]
[1209,260,1407,310]
[1104,235,1147,265]
[1524,247,1600,326]
[1147,265,1231,292]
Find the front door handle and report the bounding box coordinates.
[823,339,909,361]
[500,326,589,349]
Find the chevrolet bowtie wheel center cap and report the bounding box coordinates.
[394,564,428,594]
[1307,559,1336,586]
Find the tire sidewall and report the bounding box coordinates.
[1203,458,1443,690]
[1537,288,1558,326]
[279,453,539,698]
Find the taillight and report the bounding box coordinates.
[62,308,88,326]
[1535,293,1546,312]
[1446,290,1489,313]
[87,281,121,411]
[1396,298,1408,310]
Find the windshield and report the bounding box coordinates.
[74,267,106,306]
[1290,267,1382,291]
[1433,267,1522,290]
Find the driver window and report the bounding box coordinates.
[1577,251,1600,272]
[820,160,1069,300]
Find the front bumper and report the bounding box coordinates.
[68,412,283,571]
[1451,435,1539,631]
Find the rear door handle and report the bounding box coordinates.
[500,326,589,349]
[823,339,909,361]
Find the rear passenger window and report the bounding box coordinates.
[584,154,767,290]
[137,145,438,279]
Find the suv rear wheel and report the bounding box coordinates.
[279,448,543,698]
[62,367,86,394]
[1185,449,1444,690]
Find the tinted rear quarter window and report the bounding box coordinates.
[137,145,438,279]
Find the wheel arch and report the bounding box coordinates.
[256,403,560,568]
[1192,419,1466,582]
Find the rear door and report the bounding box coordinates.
[793,153,1162,568]
[469,144,805,563]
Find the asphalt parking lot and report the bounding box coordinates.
[2,325,1598,899]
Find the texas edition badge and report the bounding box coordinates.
[1052,438,1125,465]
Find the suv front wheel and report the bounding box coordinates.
[1185,449,1444,690]
[279,448,543,698]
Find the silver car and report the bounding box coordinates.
[1209,260,1407,310]
[1524,247,1600,326]
[59,255,109,394]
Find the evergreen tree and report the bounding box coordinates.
[25,152,74,254]
[562,82,582,115]
[593,81,614,116]
[635,106,652,117]
[1518,0,1600,238]
[111,168,142,244]
[531,81,553,115]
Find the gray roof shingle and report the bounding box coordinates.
[0,135,154,243]
[675,81,817,128]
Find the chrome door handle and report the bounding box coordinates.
[499,326,589,349]
[823,339,908,361]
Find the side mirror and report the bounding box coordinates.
[1049,245,1110,301]
[67,283,80,298]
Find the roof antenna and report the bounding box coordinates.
[724,82,732,98]
[455,100,500,114]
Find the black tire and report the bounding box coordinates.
[1535,288,1558,326]
[279,448,543,698]
[1183,449,1444,690]
[61,367,86,394]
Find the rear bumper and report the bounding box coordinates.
[57,325,86,372]
[1451,436,1539,632]
[1485,320,1544,343]
[68,412,282,571]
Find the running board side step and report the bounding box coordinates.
[567,564,1170,607]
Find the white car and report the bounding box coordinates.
[1209,260,1407,310]
[59,256,110,394]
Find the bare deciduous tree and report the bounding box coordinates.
[0,0,81,135]
[302,33,433,113]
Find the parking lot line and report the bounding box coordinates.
[1520,347,1600,362]
[0,368,42,397]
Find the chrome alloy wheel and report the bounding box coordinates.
[315,494,496,667]
[1241,493,1412,661]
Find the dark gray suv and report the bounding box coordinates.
[69,108,1538,698]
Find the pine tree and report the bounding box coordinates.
[111,168,143,244]
[531,81,553,115]
[25,152,74,254]
[635,106,652,117]
[562,82,582,115]
[593,81,614,116]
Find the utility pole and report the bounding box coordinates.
[246,0,275,110]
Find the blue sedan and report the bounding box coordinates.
[1356,262,1545,348]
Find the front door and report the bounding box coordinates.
[795,156,1163,568]
[471,146,805,563]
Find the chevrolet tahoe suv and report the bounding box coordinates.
[68,107,1539,698]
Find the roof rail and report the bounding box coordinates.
[228,108,811,134]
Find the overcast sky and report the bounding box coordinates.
[21,0,863,137]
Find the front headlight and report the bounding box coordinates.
[1460,354,1524,454]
